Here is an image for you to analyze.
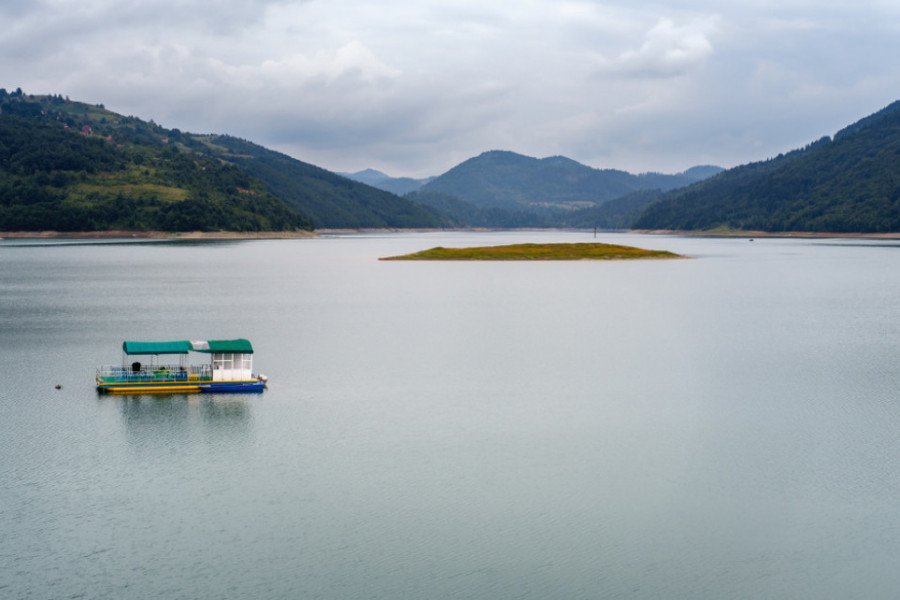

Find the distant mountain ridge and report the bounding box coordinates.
[419,150,718,214]
[348,153,721,204]
[386,150,718,227]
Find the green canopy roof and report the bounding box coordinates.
[123,340,192,355]
[122,339,254,355]
[190,339,254,354]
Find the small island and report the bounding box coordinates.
[380,242,685,261]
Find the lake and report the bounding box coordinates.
[2,230,900,599]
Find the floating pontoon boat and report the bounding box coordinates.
[96,339,267,394]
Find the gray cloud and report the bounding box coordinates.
[3,0,899,177]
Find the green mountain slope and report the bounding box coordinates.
[199,136,448,229]
[0,91,312,232]
[634,100,900,233]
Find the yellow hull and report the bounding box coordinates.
[100,384,204,394]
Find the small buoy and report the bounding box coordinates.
[55,384,62,389]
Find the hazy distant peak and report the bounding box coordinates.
[681,165,724,179]
[342,168,390,182]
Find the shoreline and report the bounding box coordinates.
[0,229,318,239]
[631,229,900,239]
[4,228,900,240]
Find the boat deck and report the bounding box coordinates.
[96,363,212,385]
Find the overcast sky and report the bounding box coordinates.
[3,1,899,177]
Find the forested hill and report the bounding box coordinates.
[634,100,900,233]
[0,90,446,231]
[420,150,714,213]
[0,92,312,232]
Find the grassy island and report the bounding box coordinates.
[380,242,684,261]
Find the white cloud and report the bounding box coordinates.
[609,17,718,78]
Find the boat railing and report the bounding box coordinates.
[96,363,213,384]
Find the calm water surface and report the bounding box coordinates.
[2,231,900,599]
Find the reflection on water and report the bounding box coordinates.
[117,394,252,450]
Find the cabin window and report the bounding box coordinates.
[213,353,234,371]
[212,353,252,372]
